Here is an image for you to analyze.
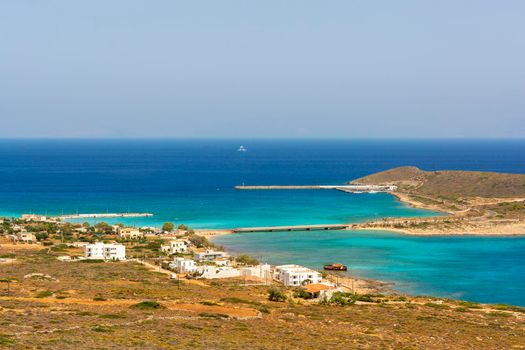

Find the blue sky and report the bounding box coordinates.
[1,1,524,138]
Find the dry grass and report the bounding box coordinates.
[0,247,524,349]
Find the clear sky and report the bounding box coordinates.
[1,1,524,138]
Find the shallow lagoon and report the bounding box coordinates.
[214,230,525,306]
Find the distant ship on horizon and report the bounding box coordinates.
[237,145,247,152]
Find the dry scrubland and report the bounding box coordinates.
[0,246,524,349]
[351,166,525,235]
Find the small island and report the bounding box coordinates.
[349,166,525,235]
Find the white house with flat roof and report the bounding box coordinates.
[117,227,143,240]
[198,266,240,279]
[274,264,322,286]
[15,231,36,243]
[240,264,272,280]
[84,243,126,260]
[169,240,188,254]
[194,250,229,261]
[169,257,197,273]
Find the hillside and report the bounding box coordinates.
[1,246,524,349]
[349,166,525,235]
[351,166,525,199]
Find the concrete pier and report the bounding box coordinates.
[56,213,153,220]
[233,224,348,233]
[234,184,396,193]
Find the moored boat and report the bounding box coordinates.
[323,263,347,271]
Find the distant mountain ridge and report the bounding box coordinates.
[351,166,525,198]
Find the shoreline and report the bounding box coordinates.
[199,192,525,237]
[206,234,396,296]
[352,224,525,236]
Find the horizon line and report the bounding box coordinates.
[1,136,525,141]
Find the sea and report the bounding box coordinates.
[1,139,525,305]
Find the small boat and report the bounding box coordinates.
[323,263,348,271]
[237,145,247,152]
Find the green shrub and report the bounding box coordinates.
[493,304,525,313]
[0,334,14,345]
[162,222,175,232]
[188,234,211,248]
[424,302,450,310]
[235,254,259,266]
[80,259,104,263]
[293,288,314,300]
[35,290,53,298]
[268,289,287,302]
[458,301,482,309]
[354,294,379,303]
[93,296,107,301]
[328,292,356,306]
[393,296,407,302]
[131,301,164,310]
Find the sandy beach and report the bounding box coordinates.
[353,222,525,236]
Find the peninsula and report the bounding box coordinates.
[350,166,525,235]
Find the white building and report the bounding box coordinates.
[214,258,231,267]
[169,240,188,254]
[21,214,48,222]
[274,264,322,286]
[84,243,126,260]
[194,250,229,261]
[141,226,161,234]
[169,257,197,273]
[240,264,272,280]
[303,283,340,299]
[117,227,143,240]
[161,240,189,255]
[15,231,36,243]
[198,266,240,279]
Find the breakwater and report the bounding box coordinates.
[234,184,397,193]
[56,213,153,220]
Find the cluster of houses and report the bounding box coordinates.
[4,224,37,244]
[2,217,339,296]
[168,252,339,297]
[79,241,331,292]
[168,249,326,287]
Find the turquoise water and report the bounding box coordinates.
[62,191,436,228]
[213,230,525,306]
[1,139,525,305]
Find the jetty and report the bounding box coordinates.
[56,213,153,220]
[235,184,397,193]
[233,224,348,233]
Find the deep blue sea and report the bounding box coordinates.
[1,139,525,305]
